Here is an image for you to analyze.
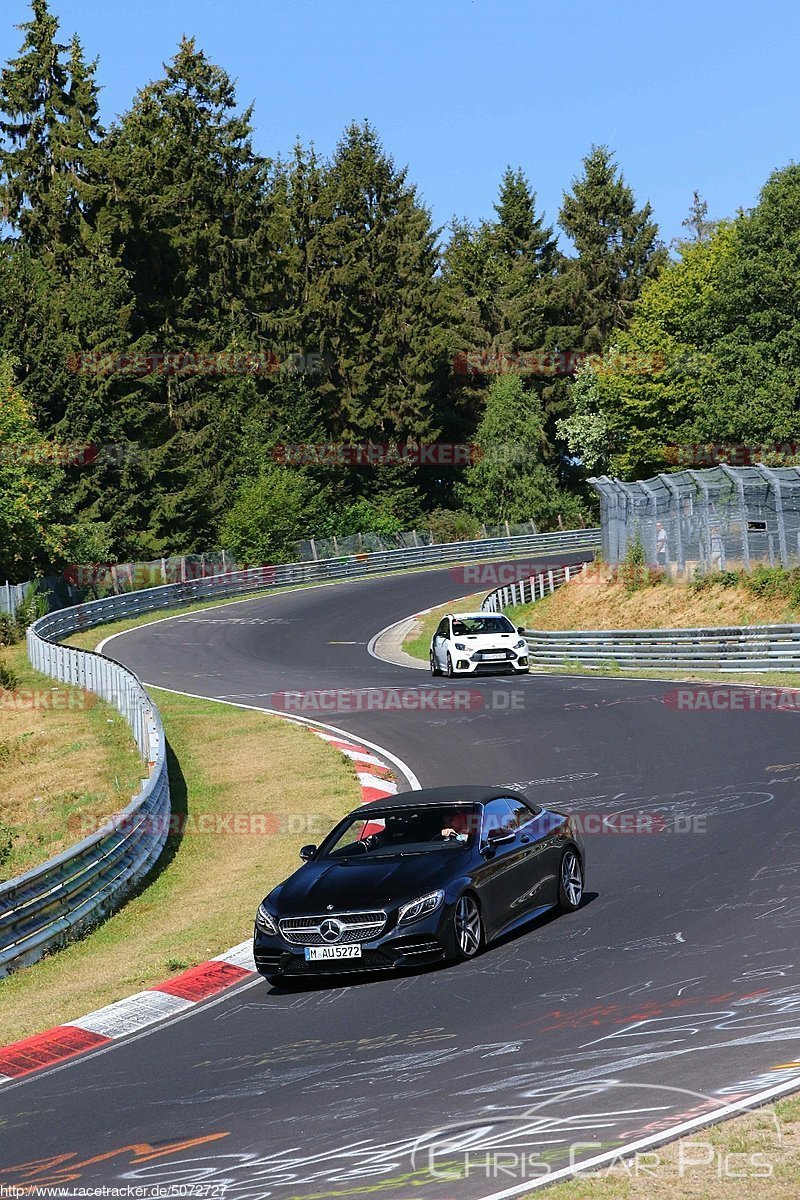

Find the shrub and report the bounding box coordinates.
[427,509,482,544]
[618,532,665,593]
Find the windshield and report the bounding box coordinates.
[452,616,515,635]
[320,804,480,858]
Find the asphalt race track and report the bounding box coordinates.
[3,556,800,1198]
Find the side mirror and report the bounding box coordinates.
[517,626,526,636]
[299,844,317,861]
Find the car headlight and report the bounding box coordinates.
[515,639,527,649]
[398,889,444,925]
[454,642,466,650]
[255,902,278,934]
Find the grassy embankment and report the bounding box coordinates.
[0,640,143,881]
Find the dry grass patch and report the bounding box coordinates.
[0,641,143,880]
[509,571,800,633]
[536,1096,800,1199]
[0,686,360,1043]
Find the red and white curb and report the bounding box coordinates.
[0,733,397,1085]
[311,729,399,802]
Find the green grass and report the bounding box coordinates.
[0,642,143,880]
[0,685,360,1044]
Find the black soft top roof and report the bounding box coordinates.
[355,785,541,818]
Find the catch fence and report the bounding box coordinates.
[590,466,800,572]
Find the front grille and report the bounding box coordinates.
[279,909,387,946]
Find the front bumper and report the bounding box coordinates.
[254,910,450,980]
[452,653,529,674]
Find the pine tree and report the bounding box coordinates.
[0,1,104,258]
[310,121,447,442]
[100,37,272,552]
[557,145,667,353]
[491,167,559,349]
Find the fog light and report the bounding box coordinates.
[518,657,528,666]
[458,660,469,670]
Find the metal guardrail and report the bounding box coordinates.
[3,527,599,975]
[481,562,577,613]
[33,528,601,641]
[0,623,169,976]
[482,564,800,672]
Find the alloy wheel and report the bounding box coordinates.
[455,894,482,957]
[560,849,583,909]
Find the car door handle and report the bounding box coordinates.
[520,834,531,843]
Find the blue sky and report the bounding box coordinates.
[2,0,799,247]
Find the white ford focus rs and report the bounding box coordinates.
[429,611,530,676]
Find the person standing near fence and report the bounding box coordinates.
[655,521,668,566]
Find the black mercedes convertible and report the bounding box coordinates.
[253,785,585,984]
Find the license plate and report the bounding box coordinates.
[304,945,362,961]
[484,652,506,660]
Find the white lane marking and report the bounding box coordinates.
[141,684,421,792]
[213,941,257,971]
[478,1073,800,1200]
[356,772,398,794]
[339,748,386,767]
[70,990,194,1038]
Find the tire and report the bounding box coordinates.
[558,847,583,911]
[264,975,283,988]
[445,652,454,678]
[449,893,484,961]
[430,650,441,677]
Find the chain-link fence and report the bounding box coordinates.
[6,521,562,609]
[590,466,800,572]
[294,520,545,561]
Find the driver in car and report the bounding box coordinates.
[439,810,471,843]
